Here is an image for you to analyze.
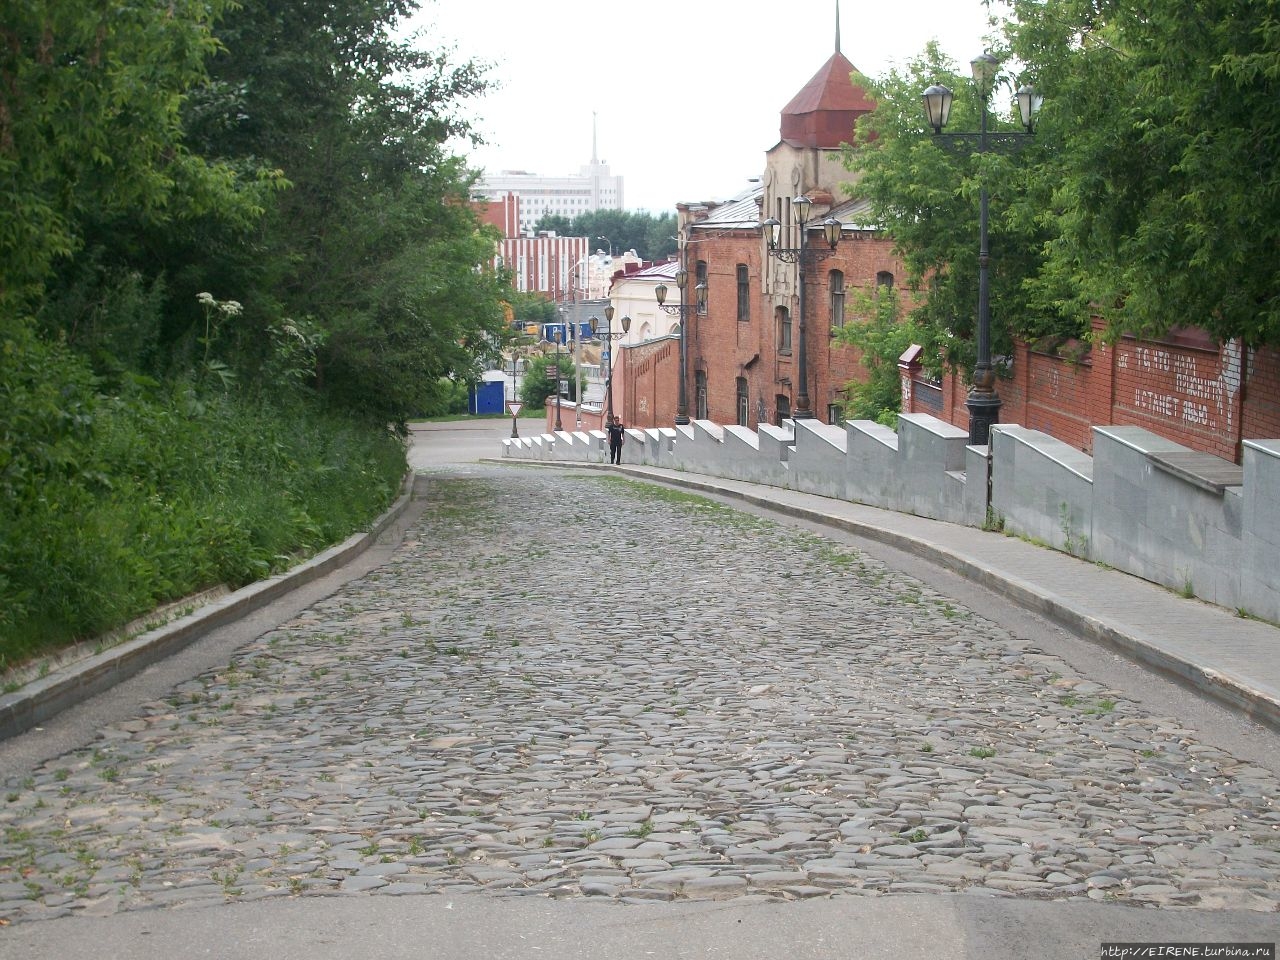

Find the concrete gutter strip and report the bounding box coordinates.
[0,472,419,742]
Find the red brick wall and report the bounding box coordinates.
[906,323,1280,463]
[1243,346,1280,443]
[1021,348,1097,450]
[809,232,903,420]
[543,403,606,434]
[1108,334,1240,460]
[619,337,680,429]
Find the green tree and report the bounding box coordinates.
[1006,0,1280,346]
[509,291,558,324]
[531,209,678,261]
[842,43,1068,381]
[519,350,582,410]
[174,0,507,422]
[0,0,273,318]
[532,214,573,236]
[835,285,932,427]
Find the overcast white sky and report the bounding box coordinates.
[405,0,1010,214]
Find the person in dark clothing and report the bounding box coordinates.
[606,416,625,464]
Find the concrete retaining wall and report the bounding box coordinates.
[992,425,1095,558]
[502,414,1278,624]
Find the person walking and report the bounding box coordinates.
[606,415,625,464]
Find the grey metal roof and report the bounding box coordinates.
[622,260,681,280]
[687,189,879,235]
[827,196,878,230]
[688,186,765,232]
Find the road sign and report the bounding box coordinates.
[506,400,524,417]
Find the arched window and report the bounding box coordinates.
[829,270,846,330]
[696,371,708,420]
[876,270,895,290]
[736,264,750,322]
[776,305,791,354]
[696,260,708,315]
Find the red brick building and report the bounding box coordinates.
[616,31,1280,467]
[619,36,905,430]
[471,192,588,304]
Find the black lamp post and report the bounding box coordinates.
[591,304,631,422]
[923,53,1041,446]
[551,327,564,431]
[761,196,842,420]
[655,255,708,425]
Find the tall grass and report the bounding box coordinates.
[0,363,406,673]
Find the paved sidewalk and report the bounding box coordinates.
[534,460,1280,732]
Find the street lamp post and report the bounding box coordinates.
[551,328,564,431]
[761,197,842,420]
[655,253,708,426]
[923,53,1041,445]
[591,304,631,422]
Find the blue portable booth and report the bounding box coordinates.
[468,380,505,415]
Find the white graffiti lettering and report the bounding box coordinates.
[1135,346,1172,372]
[1133,389,1178,418]
[1182,401,1211,426]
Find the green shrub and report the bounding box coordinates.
[0,351,406,672]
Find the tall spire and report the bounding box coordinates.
[835,0,841,54]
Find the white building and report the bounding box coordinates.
[473,126,624,236]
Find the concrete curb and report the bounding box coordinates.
[0,472,420,742]
[495,459,1280,732]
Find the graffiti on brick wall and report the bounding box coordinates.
[1118,340,1241,432]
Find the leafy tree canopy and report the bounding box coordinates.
[843,42,1063,377]
[1006,0,1280,346]
[508,291,558,323]
[9,0,514,426]
[519,349,582,410]
[532,209,678,261]
[846,2,1280,359]
[0,0,276,315]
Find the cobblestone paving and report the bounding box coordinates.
[3,469,1279,924]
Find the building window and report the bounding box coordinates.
[696,260,708,315]
[776,394,791,424]
[829,270,846,329]
[736,265,750,322]
[876,270,895,290]
[736,378,749,426]
[696,371,708,420]
[777,306,791,354]
[828,403,844,424]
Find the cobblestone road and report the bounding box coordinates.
[2,468,1279,924]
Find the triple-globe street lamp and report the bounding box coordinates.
[591,304,631,422]
[762,196,842,420]
[655,256,708,426]
[923,52,1042,445]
